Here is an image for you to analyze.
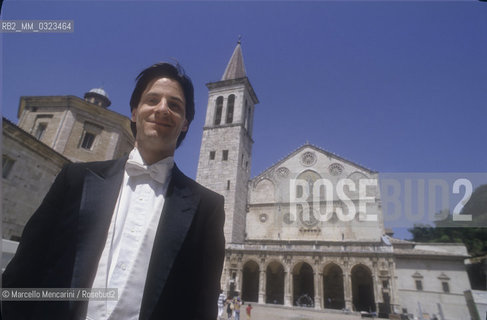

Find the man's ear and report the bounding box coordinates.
[181,119,189,132]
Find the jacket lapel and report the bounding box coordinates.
[70,157,127,290]
[139,166,200,320]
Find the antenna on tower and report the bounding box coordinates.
[238,35,242,44]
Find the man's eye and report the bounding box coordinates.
[147,98,159,105]
[170,103,183,111]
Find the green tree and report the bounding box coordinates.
[408,185,487,257]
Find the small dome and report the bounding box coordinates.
[88,88,109,99]
[84,88,111,108]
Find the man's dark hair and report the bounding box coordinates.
[129,62,195,148]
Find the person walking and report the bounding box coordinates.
[226,298,233,320]
[217,291,226,319]
[234,297,241,320]
[246,304,252,320]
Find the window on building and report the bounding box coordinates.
[415,280,423,291]
[214,96,223,125]
[244,100,248,130]
[382,280,389,289]
[2,155,15,179]
[296,185,303,198]
[79,122,103,151]
[227,180,230,190]
[226,94,235,124]
[442,282,450,293]
[246,105,252,134]
[222,150,228,161]
[32,114,53,140]
[209,151,216,160]
[34,123,47,140]
[81,132,96,150]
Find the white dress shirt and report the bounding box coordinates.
[86,148,173,320]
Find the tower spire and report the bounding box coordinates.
[221,40,246,80]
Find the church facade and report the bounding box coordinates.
[196,43,472,319]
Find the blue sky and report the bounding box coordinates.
[2,1,486,239]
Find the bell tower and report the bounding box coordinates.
[196,41,259,244]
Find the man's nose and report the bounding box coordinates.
[155,99,170,114]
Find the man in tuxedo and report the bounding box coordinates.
[2,62,225,320]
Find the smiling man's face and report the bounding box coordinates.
[131,77,188,163]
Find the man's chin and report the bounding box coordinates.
[137,133,177,149]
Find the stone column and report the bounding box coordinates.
[373,271,380,313]
[228,269,235,296]
[344,272,352,310]
[284,270,293,306]
[220,267,228,294]
[236,268,243,295]
[258,269,266,304]
[314,272,322,310]
[389,259,400,314]
[222,97,228,124]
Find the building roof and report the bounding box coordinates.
[252,143,377,181]
[2,117,71,165]
[221,41,247,80]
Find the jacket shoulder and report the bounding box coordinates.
[61,157,127,181]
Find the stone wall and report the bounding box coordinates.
[395,254,471,320]
[2,119,70,240]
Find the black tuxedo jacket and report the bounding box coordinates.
[1,157,225,320]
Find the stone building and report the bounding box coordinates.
[2,88,134,240]
[2,118,71,240]
[17,89,134,163]
[196,43,472,319]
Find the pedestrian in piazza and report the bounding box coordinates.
[226,298,233,320]
[217,291,226,319]
[233,297,241,320]
[246,304,252,320]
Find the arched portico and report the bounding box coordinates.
[242,260,259,302]
[266,261,285,304]
[323,263,345,310]
[351,264,375,312]
[292,262,314,307]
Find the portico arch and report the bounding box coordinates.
[351,264,375,312]
[322,263,345,310]
[242,260,259,302]
[266,261,284,304]
[292,262,314,307]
